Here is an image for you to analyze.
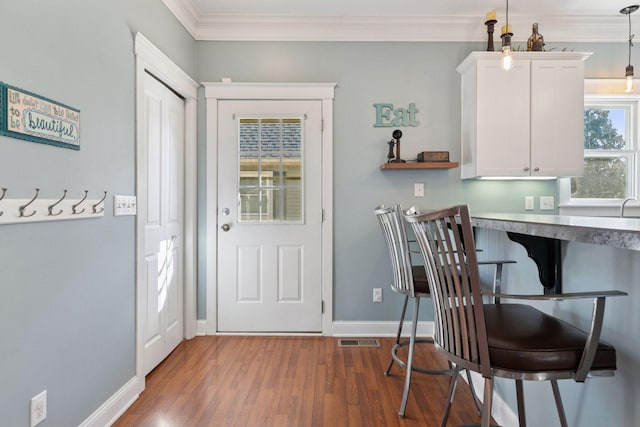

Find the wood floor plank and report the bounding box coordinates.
[114,336,485,427]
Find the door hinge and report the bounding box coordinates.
[321,119,324,132]
[321,300,325,314]
[321,208,325,222]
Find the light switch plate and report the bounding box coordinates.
[373,288,383,303]
[114,195,137,216]
[525,196,534,210]
[414,183,425,198]
[540,196,555,210]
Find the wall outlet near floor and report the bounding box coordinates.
[114,195,137,216]
[373,288,383,303]
[30,390,47,427]
[540,196,555,210]
[525,196,534,210]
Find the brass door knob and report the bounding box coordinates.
[221,223,231,232]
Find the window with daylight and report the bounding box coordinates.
[238,117,303,222]
[559,83,640,216]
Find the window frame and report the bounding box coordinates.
[559,79,640,216]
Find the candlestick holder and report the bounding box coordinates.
[485,18,498,51]
[501,31,513,51]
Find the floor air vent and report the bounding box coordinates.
[338,338,380,347]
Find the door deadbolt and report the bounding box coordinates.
[221,208,230,216]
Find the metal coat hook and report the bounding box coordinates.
[48,190,68,216]
[92,191,107,214]
[0,187,6,217]
[19,188,40,218]
[72,190,88,214]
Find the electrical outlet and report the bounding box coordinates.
[414,183,424,198]
[540,196,555,210]
[113,195,137,216]
[31,390,47,427]
[525,196,534,210]
[373,288,383,303]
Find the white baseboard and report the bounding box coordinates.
[79,376,143,427]
[331,320,434,337]
[196,319,208,336]
[194,320,434,337]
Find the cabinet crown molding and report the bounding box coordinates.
[456,51,592,75]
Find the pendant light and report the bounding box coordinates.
[501,0,513,71]
[621,5,639,92]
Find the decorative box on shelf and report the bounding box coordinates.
[417,151,449,162]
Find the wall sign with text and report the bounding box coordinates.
[0,82,80,150]
[373,103,419,127]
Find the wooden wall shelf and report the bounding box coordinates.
[380,162,459,170]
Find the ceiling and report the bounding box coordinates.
[162,0,640,42]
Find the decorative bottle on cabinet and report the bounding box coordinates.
[527,23,544,51]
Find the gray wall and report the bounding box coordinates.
[0,1,195,426]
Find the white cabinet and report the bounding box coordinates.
[457,52,591,179]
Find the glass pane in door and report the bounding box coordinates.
[238,117,303,222]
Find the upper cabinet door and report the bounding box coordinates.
[475,58,531,177]
[530,59,585,177]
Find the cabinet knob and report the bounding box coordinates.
[534,167,540,172]
[524,167,530,172]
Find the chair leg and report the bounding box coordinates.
[515,379,526,427]
[551,380,569,427]
[481,377,493,427]
[399,296,419,417]
[385,294,409,375]
[465,369,482,415]
[441,365,461,427]
[493,263,503,304]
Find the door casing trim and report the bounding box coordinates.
[204,82,336,335]
[134,33,199,390]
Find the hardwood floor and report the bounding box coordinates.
[114,336,484,427]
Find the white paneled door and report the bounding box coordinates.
[217,100,323,332]
[142,73,184,374]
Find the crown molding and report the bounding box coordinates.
[161,1,630,43]
[162,0,200,39]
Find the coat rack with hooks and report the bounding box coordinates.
[0,188,107,224]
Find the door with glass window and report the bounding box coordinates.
[217,100,322,332]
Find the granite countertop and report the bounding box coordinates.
[471,212,640,251]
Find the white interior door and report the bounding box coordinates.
[217,100,323,332]
[142,73,184,374]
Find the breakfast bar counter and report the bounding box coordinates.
[471,212,640,251]
[469,213,640,293]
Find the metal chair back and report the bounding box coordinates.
[374,204,416,298]
[405,204,491,378]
